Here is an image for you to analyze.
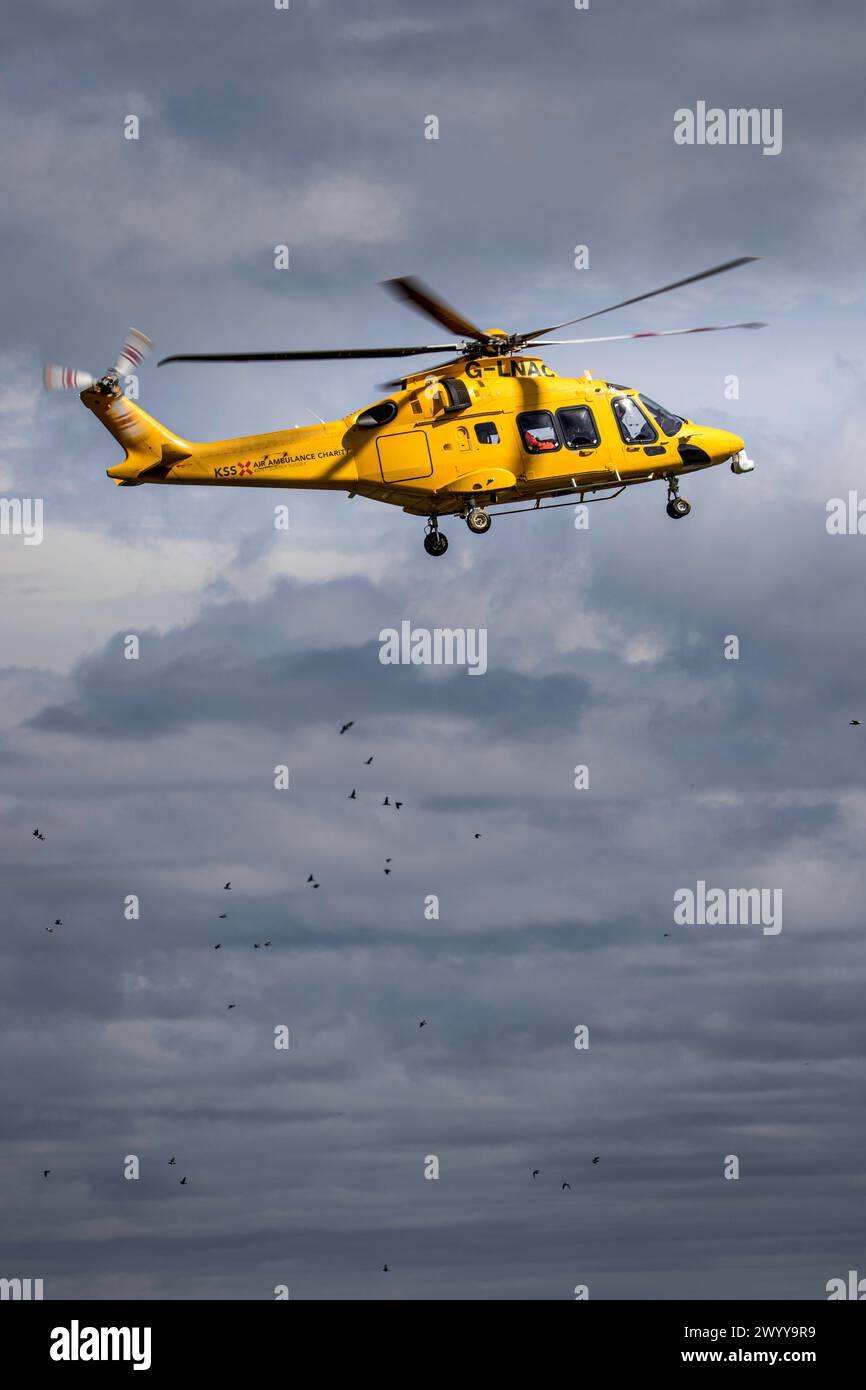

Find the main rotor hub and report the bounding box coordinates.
[465,333,518,358]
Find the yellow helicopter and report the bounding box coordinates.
[44,258,763,556]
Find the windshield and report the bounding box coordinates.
[639,394,684,436]
[612,395,657,445]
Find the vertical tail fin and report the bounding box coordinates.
[80,383,194,482]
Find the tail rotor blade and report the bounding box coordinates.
[115,328,153,377]
[43,365,95,392]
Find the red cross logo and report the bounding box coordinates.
[238,461,252,476]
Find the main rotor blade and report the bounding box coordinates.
[157,344,461,367]
[520,257,761,343]
[530,321,767,347]
[383,276,492,344]
[377,323,768,384]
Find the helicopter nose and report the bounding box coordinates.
[708,428,745,462]
[678,427,745,470]
[683,427,744,465]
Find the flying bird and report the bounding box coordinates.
[179,1177,188,1185]
[383,796,390,806]
[382,1264,389,1272]
[227,1003,236,1010]
[348,789,357,799]
[214,943,222,950]
[395,801,403,809]
[33,829,45,841]
[218,913,227,919]
[364,756,374,765]
[340,721,354,734]
[532,1170,540,1179]
[418,1019,427,1028]
[307,874,315,883]
[384,868,391,875]
[562,1182,571,1191]
[264,940,272,947]
[474,833,481,839]
[168,1158,176,1165]
[223,882,231,890]
[254,943,261,949]
[43,1170,50,1178]
[592,1156,600,1165]
[54,919,62,926]
[850,719,861,726]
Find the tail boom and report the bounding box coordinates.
[82,380,357,490]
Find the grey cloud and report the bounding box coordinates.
[1,0,865,1303]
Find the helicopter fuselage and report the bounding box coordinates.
[89,355,747,523]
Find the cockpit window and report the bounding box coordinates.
[556,405,599,450]
[639,394,684,437]
[517,410,560,454]
[612,395,658,444]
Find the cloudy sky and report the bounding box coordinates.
[1,0,865,1300]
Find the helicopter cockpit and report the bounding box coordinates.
[639,395,685,436]
[611,392,685,444]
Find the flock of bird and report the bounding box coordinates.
[30,718,485,1213]
[45,711,861,1254]
[527,1155,601,1195]
[207,722,439,1014]
[46,710,863,1229]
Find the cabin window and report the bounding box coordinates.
[556,405,599,450]
[639,394,684,437]
[355,399,398,428]
[517,410,561,454]
[475,422,500,445]
[612,395,658,444]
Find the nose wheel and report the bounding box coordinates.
[423,519,448,556]
[665,476,691,519]
[466,508,492,535]
[666,497,691,518]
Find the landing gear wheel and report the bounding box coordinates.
[423,530,449,556]
[466,508,492,535]
[666,497,691,519]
